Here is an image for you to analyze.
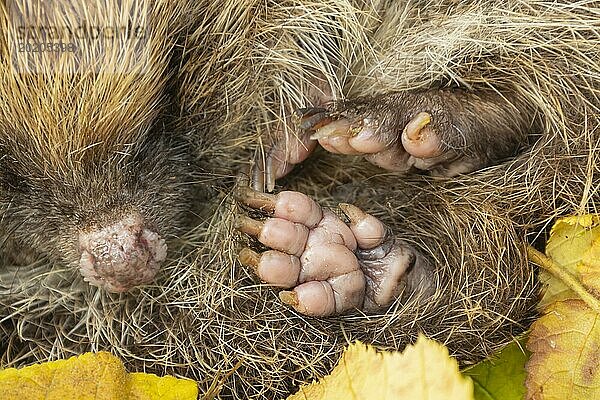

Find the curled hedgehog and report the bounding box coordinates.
[2,0,600,399]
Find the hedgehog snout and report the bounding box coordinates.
[77,212,167,293]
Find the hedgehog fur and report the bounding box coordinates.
[2,1,600,399]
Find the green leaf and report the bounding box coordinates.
[464,340,529,400]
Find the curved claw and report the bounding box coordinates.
[248,150,269,192]
[252,161,266,192]
[250,145,296,193]
[279,290,299,307]
[239,247,260,270]
[235,215,264,237]
[401,112,443,159]
[235,185,276,213]
[293,107,333,131]
[339,203,387,250]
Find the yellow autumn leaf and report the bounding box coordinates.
[287,335,473,400]
[546,215,600,269]
[0,352,128,400]
[128,373,199,400]
[541,214,600,306]
[0,352,198,400]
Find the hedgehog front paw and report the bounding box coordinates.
[249,129,318,192]
[297,90,533,176]
[235,186,423,316]
[250,75,333,192]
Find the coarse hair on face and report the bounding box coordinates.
[0,0,193,273]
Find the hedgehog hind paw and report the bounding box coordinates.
[235,186,423,316]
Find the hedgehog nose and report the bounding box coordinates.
[77,212,167,293]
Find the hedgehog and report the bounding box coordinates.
[0,0,211,372]
[2,1,600,400]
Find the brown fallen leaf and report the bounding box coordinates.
[526,300,600,400]
[526,215,600,400]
